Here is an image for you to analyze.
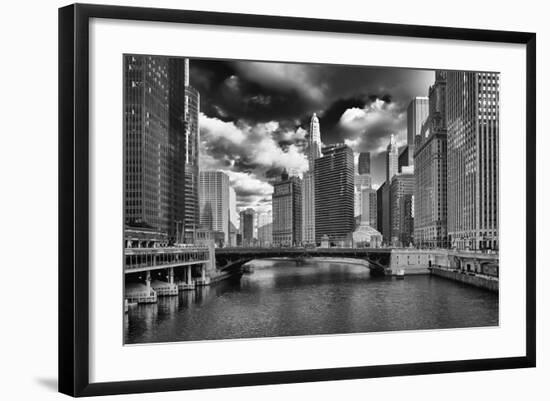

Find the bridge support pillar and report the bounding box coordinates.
[196,263,210,286]
[145,271,151,293]
[177,265,195,291]
[168,267,174,284]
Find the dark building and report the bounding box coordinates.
[390,173,415,246]
[314,144,355,246]
[124,55,199,243]
[376,182,386,234]
[357,152,371,175]
[239,208,255,247]
[398,145,410,173]
[272,170,302,246]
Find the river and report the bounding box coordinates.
[125,259,498,344]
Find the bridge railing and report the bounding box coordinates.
[124,247,210,271]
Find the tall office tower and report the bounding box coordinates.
[314,144,355,246]
[390,173,415,246]
[361,188,378,228]
[386,134,399,183]
[354,173,372,217]
[308,113,322,168]
[124,55,199,243]
[273,170,302,246]
[257,210,273,246]
[407,96,429,166]
[376,182,386,234]
[302,113,323,244]
[447,71,499,250]
[358,152,371,175]
[229,186,237,230]
[199,171,230,243]
[239,208,255,247]
[414,70,448,248]
[182,59,201,243]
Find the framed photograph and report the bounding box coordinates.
[58,3,536,397]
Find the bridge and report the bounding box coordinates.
[123,245,499,303]
[215,247,392,275]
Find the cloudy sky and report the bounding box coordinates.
[189,58,434,213]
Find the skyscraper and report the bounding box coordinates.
[239,208,255,247]
[386,134,399,183]
[390,173,415,247]
[447,71,499,250]
[124,55,199,243]
[407,96,429,166]
[414,70,448,248]
[358,152,371,175]
[199,171,229,243]
[273,170,302,246]
[376,182,386,234]
[314,144,355,246]
[182,59,201,243]
[361,187,377,229]
[354,173,372,217]
[302,113,322,244]
[229,186,237,231]
[257,210,273,247]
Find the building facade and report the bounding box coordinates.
[354,173,372,217]
[273,171,302,246]
[199,171,229,244]
[302,114,322,244]
[446,71,499,250]
[390,174,415,247]
[239,208,255,247]
[314,144,355,246]
[257,210,273,246]
[414,71,448,248]
[358,152,371,175]
[407,96,429,166]
[124,55,200,243]
[361,187,378,229]
[376,182,386,235]
[386,134,399,183]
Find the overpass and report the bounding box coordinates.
[215,247,393,275]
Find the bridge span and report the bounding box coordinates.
[124,245,499,303]
[215,247,392,275]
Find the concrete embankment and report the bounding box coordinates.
[430,266,498,292]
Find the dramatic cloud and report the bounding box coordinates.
[338,98,407,155]
[190,58,434,205]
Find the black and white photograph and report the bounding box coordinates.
[123,55,500,344]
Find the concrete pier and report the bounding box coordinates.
[125,282,157,304]
[430,266,498,292]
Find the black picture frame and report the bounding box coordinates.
[58,3,536,397]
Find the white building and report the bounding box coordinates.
[199,171,229,243]
[301,113,322,244]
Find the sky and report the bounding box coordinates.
[189,58,434,213]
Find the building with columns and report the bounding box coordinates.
[446,71,499,250]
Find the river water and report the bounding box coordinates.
[125,259,498,344]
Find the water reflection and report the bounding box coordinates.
[125,259,498,344]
